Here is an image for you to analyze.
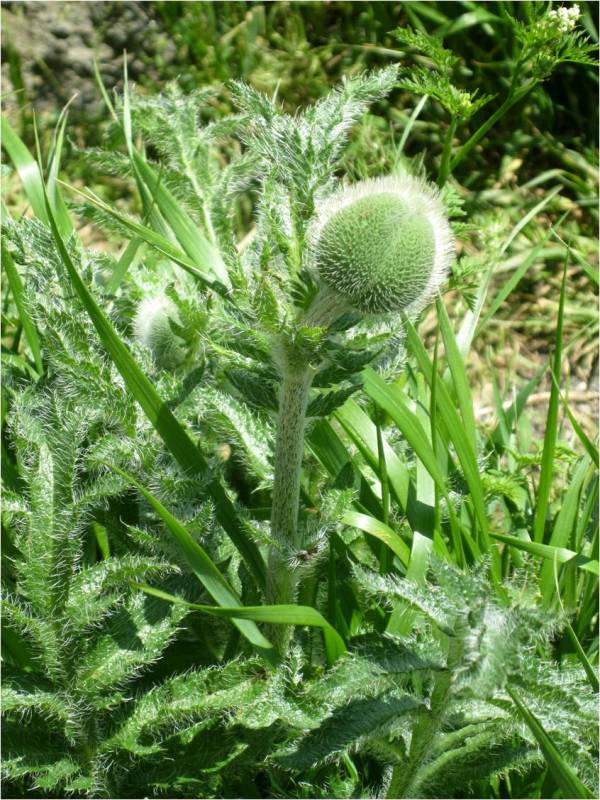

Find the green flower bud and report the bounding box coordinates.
[310,175,455,314]
[133,296,185,369]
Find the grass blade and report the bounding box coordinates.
[335,399,409,511]
[499,188,563,257]
[438,7,504,36]
[533,260,567,543]
[490,531,598,576]
[109,465,275,664]
[414,372,440,549]
[93,59,118,122]
[308,419,382,517]
[539,458,591,602]
[563,619,599,692]
[362,369,445,492]
[108,58,174,242]
[396,94,428,157]
[550,227,599,286]
[92,522,110,560]
[1,239,43,374]
[507,687,593,799]
[135,583,347,666]
[365,362,491,553]
[106,236,144,294]
[2,115,48,223]
[96,60,228,285]
[343,511,410,568]
[478,238,551,334]
[553,556,599,691]
[46,102,74,238]
[61,182,228,294]
[436,296,477,456]
[406,531,433,584]
[375,409,392,571]
[490,365,546,454]
[2,114,73,237]
[551,371,599,468]
[361,368,475,560]
[131,152,229,286]
[457,188,562,357]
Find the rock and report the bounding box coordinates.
[1,1,177,120]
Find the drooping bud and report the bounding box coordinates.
[310,175,455,315]
[133,296,185,369]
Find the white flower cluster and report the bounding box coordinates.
[548,4,580,33]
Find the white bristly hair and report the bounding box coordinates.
[133,295,184,368]
[133,296,176,347]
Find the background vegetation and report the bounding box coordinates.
[1,2,598,799]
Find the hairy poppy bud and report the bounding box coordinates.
[311,175,454,314]
[133,296,185,369]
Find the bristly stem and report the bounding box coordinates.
[265,288,346,651]
[266,352,314,649]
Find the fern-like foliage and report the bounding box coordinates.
[391,27,494,121]
[1,372,302,798]
[276,560,598,799]
[3,70,414,796]
[3,58,597,800]
[1,384,188,796]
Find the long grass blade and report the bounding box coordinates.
[1,239,43,374]
[97,60,228,286]
[335,399,409,511]
[361,368,476,560]
[553,556,599,691]
[533,260,567,543]
[106,237,144,294]
[436,296,477,456]
[365,362,491,552]
[539,458,591,601]
[61,182,228,294]
[308,419,382,517]
[2,115,48,224]
[490,365,546,453]
[46,102,74,238]
[478,238,551,334]
[491,531,598,576]
[362,369,445,492]
[507,687,593,799]
[343,511,410,568]
[456,187,562,357]
[109,465,275,664]
[135,583,347,666]
[396,95,428,158]
[131,153,229,286]
[551,371,599,468]
[413,373,438,548]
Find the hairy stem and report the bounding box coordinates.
[303,285,351,328]
[264,286,348,649]
[266,358,314,648]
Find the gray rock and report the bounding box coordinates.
[2,1,177,119]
